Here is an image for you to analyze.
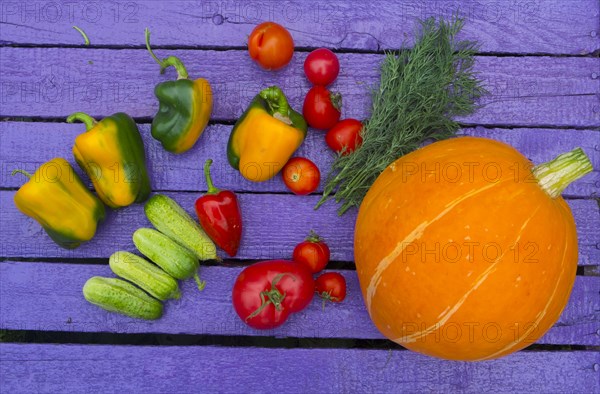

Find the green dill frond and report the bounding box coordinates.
[316,17,486,215]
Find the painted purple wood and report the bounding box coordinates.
[1,1,597,390]
[0,0,598,55]
[1,122,599,197]
[1,344,599,393]
[0,262,597,345]
[0,191,351,261]
[1,191,598,266]
[0,48,598,127]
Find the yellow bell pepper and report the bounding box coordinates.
[67,111,151,208]
[227,86,307,182]
[13,158,105,249]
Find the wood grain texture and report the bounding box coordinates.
[1,343,599,393]
[0,262,597,346]
[0,48,598,127]
[1,1,598,391]
[0,191,353,262]
[0,0,598,55]
[1,191,598,266]
[2,121,600,196]
[1,122,599,197]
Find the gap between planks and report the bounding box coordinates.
[1,117,599,131]
[0,329,594,351]
[0,42,598,58]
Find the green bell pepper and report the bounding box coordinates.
[145,28,213,154]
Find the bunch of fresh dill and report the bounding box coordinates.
[316,17,486,215]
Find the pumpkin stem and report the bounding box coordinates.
[532,148,593,199]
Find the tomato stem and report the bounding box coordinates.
[317,290,340,311]
[305,230,323,243]
[533,147,593,199]
[245,272,297,321]
[330,92,342,112]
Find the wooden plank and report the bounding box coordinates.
[1,344,598,393]
[567,200,600,267]
[0,262,597,346]
[0,191,598,265]
[0,0,598,55]
[0,191,350,262]
[1,122,599,197]
[0,48,598,127]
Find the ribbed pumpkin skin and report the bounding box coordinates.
[354,137,578,361]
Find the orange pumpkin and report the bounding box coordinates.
[354,137,592,361]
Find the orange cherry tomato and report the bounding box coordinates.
[282,157,320,195]
[248,22,294,70]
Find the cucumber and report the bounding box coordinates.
[144,194,217,261]
[83,276,163,320]
[133,227,205,290]
[109,251,180,301]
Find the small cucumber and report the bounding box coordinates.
[133,227,205,290]
[109,251,180,301]
[83,276,163,320]
[144,194,217,261]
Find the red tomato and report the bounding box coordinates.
[325,119,363,155]
[302,86,341,130]
[315,272,347,303]
[304,48,340,86]
[248,22,294,70]
[292,232,330,273]
[232,260,315,329]
[282,157,320,195]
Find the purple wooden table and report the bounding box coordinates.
[1,1,599,392]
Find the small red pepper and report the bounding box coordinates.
[195,159,243,257]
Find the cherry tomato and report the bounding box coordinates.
[248,22,294,70]
[304,48,340,86]
[315,272,347,304]
[232,260,314,329]
[325,119,363,155]
[293,231,330,273]
[282,157,320,195]
[303,86,341,130]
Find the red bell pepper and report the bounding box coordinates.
[195,159,242,257]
